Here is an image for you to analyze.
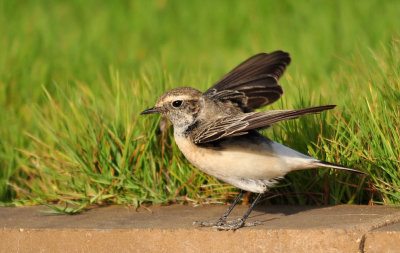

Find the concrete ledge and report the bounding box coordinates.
[364,222,400,253]
[1,205,400,252]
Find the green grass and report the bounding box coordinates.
[1,0,399,211]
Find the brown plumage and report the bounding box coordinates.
[204,51,290,111]
[192,105,336,144]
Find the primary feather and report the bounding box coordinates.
[204,51,291,112]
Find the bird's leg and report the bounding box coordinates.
[214,192,264,231]
[215,190,245,225]
[195,190,245,227]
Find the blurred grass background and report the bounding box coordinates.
[0,0,399,211]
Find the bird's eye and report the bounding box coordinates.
[172,100,182,107]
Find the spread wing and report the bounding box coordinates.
[204,51,291,112]
[192,105,335,144]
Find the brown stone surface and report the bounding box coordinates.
[364,222,400,253]
[0,204,399,252]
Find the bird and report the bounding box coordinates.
[140,51,366,230]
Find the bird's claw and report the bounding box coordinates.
[193,218,261,230]
[193,218,228,227]
[212,219,261,230]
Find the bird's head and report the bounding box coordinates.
[141,87,203,130]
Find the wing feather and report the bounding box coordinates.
[204,51,291,111]
[193,105,336,144]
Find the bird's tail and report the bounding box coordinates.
[313,160,367,175]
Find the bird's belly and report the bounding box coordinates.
[174,136,291,181]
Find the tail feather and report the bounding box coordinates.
[314,160,367,175]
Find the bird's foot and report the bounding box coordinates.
[193,217,227,227]
[194,218,261,230]
[214,218,261,230]
[212,219,244,230]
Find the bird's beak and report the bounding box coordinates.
[140,107,160,115]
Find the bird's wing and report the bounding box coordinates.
[204,51,291,112]
[192,105,335,144]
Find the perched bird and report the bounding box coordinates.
[141,51,366,230]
